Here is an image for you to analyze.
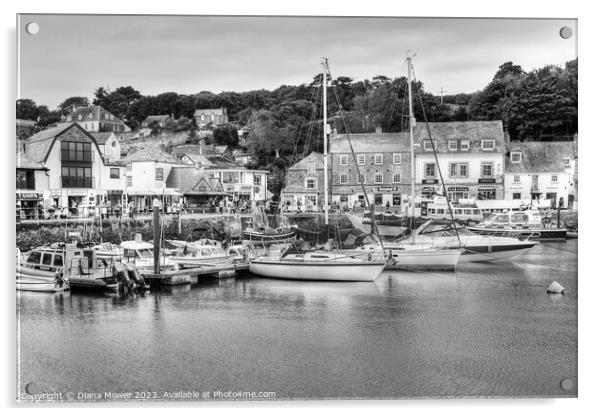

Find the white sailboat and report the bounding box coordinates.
[249,59,386,282]
[348,54,462,271]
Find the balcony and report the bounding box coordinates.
[61,176,94,188]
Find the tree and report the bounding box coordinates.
[16,99,39,121]
[58,96,89,113]
[212,125,239,148]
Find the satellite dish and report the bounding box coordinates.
[559,26,573,39]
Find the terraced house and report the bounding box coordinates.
[414,121,505,202]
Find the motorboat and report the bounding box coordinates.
[249,249,386,282]
[403,219,538,262]
[467,210,567,241]
[345,210,407,239]
[349,242,462,271]
[166,239,234,269]
[120,239,179,272]
[16,244,123,292]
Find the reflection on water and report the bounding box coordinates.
[17,241,577,400]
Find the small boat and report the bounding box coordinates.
[467,210,567,241]
[249,250,386,282]
[345,211,407,239]
[92,242,122,259]
[120,239,179,271]
[16,267,68,292]
[166,239,234,269]
[242,205,297,245]
[402,219,538,262]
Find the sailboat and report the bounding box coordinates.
[249,59,386,282]
[347,54,462,271]
[241,203,297,245]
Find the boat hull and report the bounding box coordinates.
[466,226,567,241]
[458,242,537,262]
[384,248,462,271]
[249,259,385,282]
[16,274,68,292]
[242,230,297,244]
[345,213,405,238]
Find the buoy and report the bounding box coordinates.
[547,281,565,294]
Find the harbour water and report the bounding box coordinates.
[16,240,577,401]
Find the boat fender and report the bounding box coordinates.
[547,281,565,294]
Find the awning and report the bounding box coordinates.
[127,189,180,196]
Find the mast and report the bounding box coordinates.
[322,58,329,225]
[407,54,416,242]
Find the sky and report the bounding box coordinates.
[17,14,577,109]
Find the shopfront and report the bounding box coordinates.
[16,193,44,220]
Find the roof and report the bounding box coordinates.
[414,121,505,153]
[182,153,240,168]
[89,132,115,145]
[288,152,324,171]
[330,132,410,153]
[194,108,227,116]
[63,105,124,123]
[165,167,227,195]
[16,149,46,170]
[142,115,171,123]
[121,146,179,163]
[24,124,80,163]
[505,141,577,173]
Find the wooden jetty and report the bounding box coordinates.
[140,263,249,287]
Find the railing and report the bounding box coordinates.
[61,176,94,188]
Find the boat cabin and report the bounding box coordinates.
[481,210,543,229]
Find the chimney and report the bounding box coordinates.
[375,126,383,134]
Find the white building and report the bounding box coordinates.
[57,105,131,134]
[504,141,577,209]
[90,132,121,162]
[414,121,505,202]
[22,123,127,215]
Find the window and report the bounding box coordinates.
[60,141,92,162]
[357,154,366,165]
[421,187,436,199]
[305,178,316,189]
[423,140,436,151]
[551,175,558,182]
[307,164,316,174]
[374,173,383,184]
[374,154,383,165]
[477,186,497,200]
[222,171,240,183]
[42,253,52,265]
[460,139,470,151]
[563,157,571,167]
[448,186,469,202]
[481,163,493,177]
[512,193,522,200]
[155,168,164,181]
[357,173,366,184]
[88,113,93,119]
[61,166,93,188]
[393,173,401,183]
[340,173,349,184]
[126,175,133,187]
[425,163,436,178]
[53,254,63,267]
[393,153,401,164]
[513,175,520,183]
[253,174,262,185]
[110,168,120,179]
[111,141,117,148]
[340,155,349,165]
[449,162,468,178]
[449,140,458,151]
[511,151,522,163]
[16,170,35,190]
[481,140,495,150]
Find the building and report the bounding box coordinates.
[16,149,49,219]
[58,105,131,134]
[281,152,325,211]
[503,140,577,209]
[164,167,228,207]
[17,119,38,141]
[193,108,228,129]
[330,131,411,208]
[90,132,121,162]
[414,121,505,202]
[176,148,268,201]
[233,149,253,166]
[22,123,127,215]
[121,147,181,210]
[141,115,171,129]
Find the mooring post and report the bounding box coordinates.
[153,198,161,274]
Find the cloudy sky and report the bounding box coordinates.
[18,14,576,109]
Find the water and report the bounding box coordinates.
[16,240,577,401]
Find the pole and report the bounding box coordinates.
[152,198,161,274]
[407,54,416,243]
[322,58,329,226]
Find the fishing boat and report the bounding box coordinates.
[249,58,386,282]
[242,205,297,245]
[467,210,567,241]
[16,244,124,292]
[403,219,538,262]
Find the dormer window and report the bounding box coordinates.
[423,140,436,151]
[481,140,495,150]
[448,140,458,151]
[510,151,522,163]
[460,139,470,151]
